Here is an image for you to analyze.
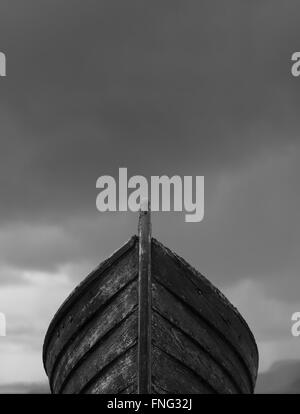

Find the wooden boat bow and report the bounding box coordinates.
[43,209,258,394]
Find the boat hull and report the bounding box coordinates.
[43,236,258,394]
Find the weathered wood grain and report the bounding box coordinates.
[43,237,137,364]
[43,234,258,394]
[45,241,138,378]
[152,311,238,394]
[62,312,138,394]
[152,281,251,393]
[152,347,214,394]
[84,347,137,394]
[137,208,152,394]
[151,239,257,389]
[52,280,138,393]
[119,384,137,394]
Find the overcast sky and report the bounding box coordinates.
[0,0,300,393]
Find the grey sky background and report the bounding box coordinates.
[0,0,300,392]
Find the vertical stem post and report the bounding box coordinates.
[137,201,152,394]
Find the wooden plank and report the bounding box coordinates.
[152,384,169,394]
[46,244,138,377]
[151,240,257,388]
[119,384,137,394]
[52,281,138,393]
[84,347,137,394]
[152,282,251,393]
[152,347,214,394]
[43,236,137,366]
[138,206,152,394]
[43,220,258,394]
[61,312,138,394]
[152,312,238,394]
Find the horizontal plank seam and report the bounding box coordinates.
[118,384,136,394]
[152,238,258,365]
[153,277,254,391]
[152,383,173,394]
[153,309,244,393]
[49,276,138,389]
[43,236,138,366]
[178,266,258,366]
[57,306,138,394]
[78,343,137,394]
[153,344,218,394]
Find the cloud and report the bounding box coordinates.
[0,0,299,225]
[0,268,74,385]
[151,145,300,303]
[222,278,300,374]
[0,213,136,278]
[0,382,49,394]
[223,279,300,344]
[0,342,46,384]
[256,360,300,394]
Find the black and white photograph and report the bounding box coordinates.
[0,0,300,399]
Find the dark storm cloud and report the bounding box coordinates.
[152,144,300,301]
[0,0,299,224]
[0,214,136,274]
[0,0,299,296]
